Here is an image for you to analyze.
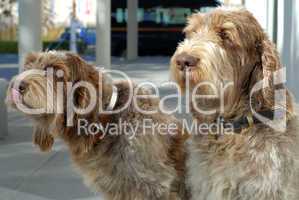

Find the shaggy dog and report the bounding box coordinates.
[170,8,299,200]
[6,52,189,200]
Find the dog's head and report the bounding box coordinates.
[6,51,111,151]
[171,8,293,118]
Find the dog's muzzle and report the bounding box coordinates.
[175,53,199,71]
[7,80,28,105]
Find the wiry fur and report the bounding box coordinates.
[6,52,190,200]
[171,8,299,200]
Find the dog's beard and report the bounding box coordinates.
[7,75,58,116]
[172,40,234,89]
[172,39,238,119]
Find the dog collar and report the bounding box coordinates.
[221,109,286,133]
[106,85,118,111]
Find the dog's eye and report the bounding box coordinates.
[217,29,228,40]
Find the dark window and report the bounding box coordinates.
[112,6,217,26]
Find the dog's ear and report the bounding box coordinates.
[33,125,54,152]
[73,84,92,110]
[65,53,93,116]
[249,37,293,113]
[74,73,113,110]
[65,53,90,81]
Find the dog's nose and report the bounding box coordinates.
[176,53,199,71]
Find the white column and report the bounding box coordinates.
[277,0,299,99]
[245,0,268,31]
[127,0,138,60]
[265,0,278,42]
[96,0,111,68]
[245,0,277,42]
[18,0,42,71]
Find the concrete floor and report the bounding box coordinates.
[0,57,190,200]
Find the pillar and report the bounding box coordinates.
[18,0,42,71]
[127,0,138,60]
[96,0,111,68]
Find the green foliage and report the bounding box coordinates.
[0,41,17,53]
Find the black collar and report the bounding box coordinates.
[221,109,286,133]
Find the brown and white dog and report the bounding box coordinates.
[6,51,190,200]
[171,8,299,200]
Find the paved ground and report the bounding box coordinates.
[0,56,190,200]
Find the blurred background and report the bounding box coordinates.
[0,0,298,200]
[0,0,298,95]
